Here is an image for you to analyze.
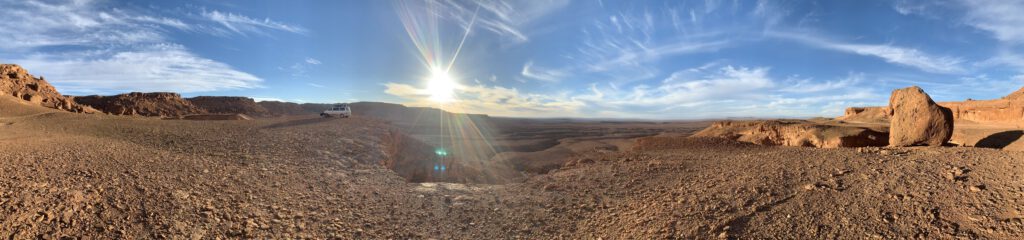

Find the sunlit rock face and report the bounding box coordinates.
[74,92,206,117]
[693,120,889,148]
[187,96,270,117]
[841,86,1024,125]
[0,64,93,113]
[887,86,953,147]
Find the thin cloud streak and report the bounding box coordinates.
[429,0,570,43]
[521,61,568,82]
[202,9,307,36]
[770,31,966,74]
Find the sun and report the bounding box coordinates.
[426,68,457,103]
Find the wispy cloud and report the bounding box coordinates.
[426,0,570,43]
[520,6,735,86]
[779,73,863,93]
[960,0,1024,44]
[14,44,262,94]
[576,66,775,109]
[201,10,307,36]
[762,90,885,116]
[521,61,568,82]
[0,0,169,50]
[893,0,930,15]
[521,0,790,87]
[0,0,305,94]
[566,65,885,119]
[282,57,322,78]
[771,31,966,74]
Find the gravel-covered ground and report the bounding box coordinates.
[2,97,1024,239]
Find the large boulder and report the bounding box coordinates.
[887,86,953,146]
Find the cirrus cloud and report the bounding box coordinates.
[0,0,304,94]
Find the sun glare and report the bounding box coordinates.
[426,68,457,103]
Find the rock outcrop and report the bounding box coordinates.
[841,86,1024,124]
[837,106,890,123]
[258,101,312,116]
[0,64,92,112]
[74,92,206,117]
[887,86,953,147]
[940,99,1024,123]
[187,96,270,117]
[1002,87,1024,100]
[692,120,889,148]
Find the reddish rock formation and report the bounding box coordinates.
[187,96,270,117]
[837,106,890,123]
[841,86,1024,124]
[692,120,889,148]
[257,101,312,116]
[887,86,953,147]
[1002,87,1024,100]
[0,64,92,113]
[74,92,206,117]
[940,99,1024,123]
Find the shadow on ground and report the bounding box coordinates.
[976,130,1024,149]
[262,117,336,129]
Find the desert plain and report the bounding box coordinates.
[3,63,1024,239]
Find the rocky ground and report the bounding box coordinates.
[3,96,1024,239]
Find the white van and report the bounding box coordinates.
[320,104,351,118]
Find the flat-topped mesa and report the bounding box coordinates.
[74,92,206,117]
[939,87,1024,123]
[692,120,889,148]
[0,64,92,112]
[837,106,890,123]
[187,96,270,117]
[257,101,311,116]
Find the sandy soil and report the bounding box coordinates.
[3,96,1024,238]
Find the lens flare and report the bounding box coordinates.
[395,1,511,182]
[426,68,456,103]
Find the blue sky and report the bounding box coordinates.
[2,0,1024,119]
